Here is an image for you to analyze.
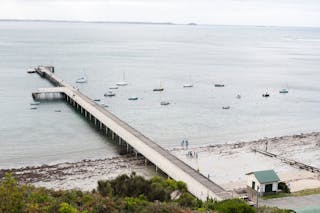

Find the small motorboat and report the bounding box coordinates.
[236,94,241,99]
[27,68,36,73]
[279,89,289,94]
[76,76,87,83]
[54,110,61,112]
[94,99,101,102]
[109,86,119,90]
[160,101,170,106]
[30,107,37,110]
[262,92,270,97]
[153,88,164,92]
[101,103,109,108]
[128,97,138,101]
[214,84,225,87]
[30,102,41,106]
[183,83,194,88]
[222,106,230,110]
[104,91,116,97]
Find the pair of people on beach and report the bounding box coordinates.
[181,138,189,148]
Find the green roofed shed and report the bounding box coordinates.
[251,170,280,184]
[246,169,280,197]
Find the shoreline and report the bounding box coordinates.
[1,132,320,193]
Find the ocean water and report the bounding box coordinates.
[0,21,319,168]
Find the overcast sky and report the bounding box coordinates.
[1,0,320,27]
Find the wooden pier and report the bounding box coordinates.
[32,66,231,201]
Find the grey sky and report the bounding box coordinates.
[1,0,320,27]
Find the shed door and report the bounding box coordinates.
[252,181,255,190]
[265,184,273,192]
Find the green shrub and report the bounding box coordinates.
[278,182,290,193]
[59,202,78,213]
[214,199,255,213]
[0,173,25,213]
[97,180,113,196]
[177,193,197,207]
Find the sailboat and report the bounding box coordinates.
[183,83,193,88]
[262,92,270,97]
[153,81,164,91]
[183,74,194,88]
[76,76,87,83]
[116,72,128,86]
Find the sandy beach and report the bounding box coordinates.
[1,132,320,193]
[171,132,320,192]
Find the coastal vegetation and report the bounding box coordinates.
[0,172,289,213]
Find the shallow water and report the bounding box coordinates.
[0,21,319,168]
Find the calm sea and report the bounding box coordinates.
[0,21,319,168]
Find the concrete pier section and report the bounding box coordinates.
[32,66,231,201]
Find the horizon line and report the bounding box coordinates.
[0,18,319,29]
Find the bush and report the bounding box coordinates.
[214,199,255,213]
[278,182,290,193]
[97,180,113,197]
[0,173,25,213]
[177,193,197,207]
[59,202,78,213]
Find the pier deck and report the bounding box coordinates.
[32,66,231,201]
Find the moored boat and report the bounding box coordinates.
[116,72,128,86]
[279,89,289,94]
[183,83,193,88]
[214,84,225,87]
[153,88,164,92]
[116,81,128,86]
[128,97,138,101]
[76,76,87,83]
[27,68,36,73]
[262,92,270,97]
[153,81,164,92]
[104,91,116,97]
[30,102,41,105]
[160,101,170,106]
[109,86,119,90]
[101,103,109,108]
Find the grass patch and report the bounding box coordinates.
[292,187,320,196]
[262,193,291,200]
[262,187,320,200]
